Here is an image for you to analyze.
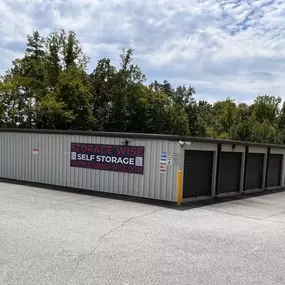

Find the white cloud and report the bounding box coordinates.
[0,0,285,103]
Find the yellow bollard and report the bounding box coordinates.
[177,170,183,206]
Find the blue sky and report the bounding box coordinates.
[0,0,285,104]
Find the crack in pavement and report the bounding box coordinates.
[69,208,163,280]
[99,208,163,242]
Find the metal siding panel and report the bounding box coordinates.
[222,144,245,152]
[52,134,58,186]
[166,140,175,201]
[46,135,50,184]
[270,148,285,155]
[12,133,17,180]
[35,133,40,183]
[86,136,92,191]
[38,134,44,183]
[9,133,13,179]
[12,133,16,179]
[62,134,68,188]
[57,134,62,186]
[0,132,177,202]
[8,133,12,178]
[2,133,5,177]
[166,141,175,201]
[6,134,9,178]
[157,139,163,200]
[49,135,55,186]
[0,134,3,177]
[249,146,267,154]
[138,139,145,197]
[8,133,13,179]
[26,133,31,181]
[148,140,156,199]
[31,133,36,182]
[40,134,45,182]
[16,133,21,180]
[50,134,55,185]
[163,140,170,199]
[144,140,151,198]
[162,140,169,200]
[152,140,159,199]
[218,152,242,194]
[151,140,158,199]
[185,142,217,151]
[17,133,22,180]
[3,133,8,178]
[5,133,9,178]
[157,140,164,199]
[1,133,5,177]
[159,140,164,199]
[28,134,33,182]
[13,133,19,180]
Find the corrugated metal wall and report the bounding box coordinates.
[0,132,180,202]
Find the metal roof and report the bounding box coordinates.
[0,128,284,149]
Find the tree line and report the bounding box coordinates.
[0,29,284,144]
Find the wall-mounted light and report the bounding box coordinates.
[123,139,130,146]
[232,144,236,150]
[179,141,192,147]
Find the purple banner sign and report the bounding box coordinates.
[70,143,144,174]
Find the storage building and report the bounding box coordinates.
[0,129,284,203]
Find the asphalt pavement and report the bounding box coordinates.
[1,183,285,285]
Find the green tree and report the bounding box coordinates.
[250,95,281,143]
[89,58,117,131]
[57,66,93,130]
[229,103,253,141]
[0,81,20,127]
[163,103,190,135]
[98,49,147,132]
[2,28,285,144]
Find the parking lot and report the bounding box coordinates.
[1,183,285,285]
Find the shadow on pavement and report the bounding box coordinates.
[0,178,284,211]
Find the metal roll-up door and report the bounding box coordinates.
[183,150,213,199]
[245,153,264,190]
[218,152,242,194]
[267,154,282,187]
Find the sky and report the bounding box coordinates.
[0,0,285,104]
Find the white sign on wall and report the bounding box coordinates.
[167,156,173,166]
[33,148,39,155]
